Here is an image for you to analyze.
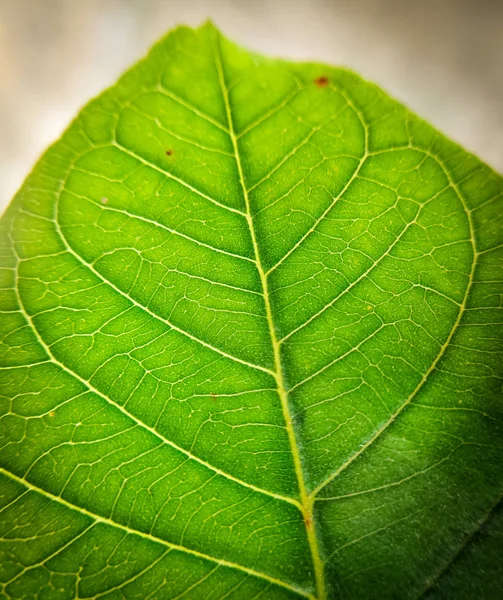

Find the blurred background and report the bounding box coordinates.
[0,0,502,213]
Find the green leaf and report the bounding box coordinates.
[1,22,502,600]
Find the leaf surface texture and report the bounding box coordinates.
[1,23,502,600]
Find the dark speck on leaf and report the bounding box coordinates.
[294,411,305,427]
[314,76,329,88]
[166,149,173,156]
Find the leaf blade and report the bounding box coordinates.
[1,22,502,600]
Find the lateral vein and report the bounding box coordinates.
[0,467,314,600]
[53,214,275,377]
[312,147,479,499]
[112,140,246,216]
[9,256,299,509]
[64,186,256,265]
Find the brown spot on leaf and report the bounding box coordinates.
[304,516,313,529]
[211,392,217,402]
[49,411,55,417]
[165,149,173,157]
[100,197,109,205]
[314,76,329,88]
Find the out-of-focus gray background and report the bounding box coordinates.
[1,0,502,213]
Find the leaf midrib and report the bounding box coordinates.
[213,31,327,600]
